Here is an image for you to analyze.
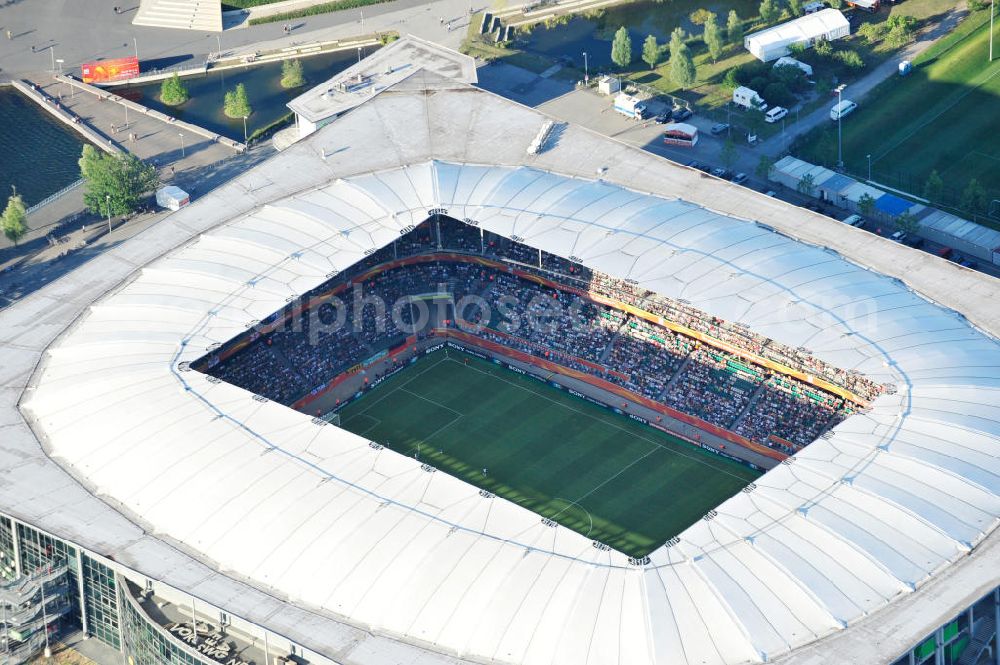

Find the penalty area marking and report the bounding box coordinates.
[548,497,594,538]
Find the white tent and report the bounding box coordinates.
[745,9,850,61]
[773,56,814,76]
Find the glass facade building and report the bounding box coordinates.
[1,509,994,665]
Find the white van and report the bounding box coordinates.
[804,1,826,13]
[830,100,858,120]
[765,106,788,123]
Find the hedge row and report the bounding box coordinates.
[248,0,394,25]
[222,0,286,10]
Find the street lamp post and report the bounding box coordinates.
[179,132,185,157]
[56,58,65,97]
[215,34,221,58]
[49,45,55,72]
[105,195,112,234]
[835,84,846,169]
[360,8,365,31]
[583,51,589,85]
[357,46,362,64]
[867,154,872,181]
[134,36,139,61]
[242,115,248,143]
[990,0,994,62]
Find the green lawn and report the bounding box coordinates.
[337,347,759,557]
[792,9,1000,206]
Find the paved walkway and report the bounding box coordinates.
[0,0,476,84]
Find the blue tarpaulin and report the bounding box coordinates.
[875,193,912,216]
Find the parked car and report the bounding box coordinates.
[937,247,954,260]
[672,107,693,121]
[765,190,777,197]
[685,160,700,169]
[842,214,864,227]
[654,110,673,124]
[765,106,788,123]
[830,100,858,120]
[889,230,908,243]
[710,122,730,135]
[732,172,749,184]
[711,167,734,180]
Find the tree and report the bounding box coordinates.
[611,26,632,69]
[960,178,987,213]
[224,83,252,119]
[759,0,780,25]
[857,192,876,217]
[788,0,804,16]
[641,35,661,70]
[923,170,943,202]
[727,10,744,45]
[280,58,306,89]
[884,15,918,48]
[763,82,794,108]
[78,144,103,182]
[2,192,27,247]
[689,8,714,25]
[894,211,921,234]
[159,73,189,106]
[797,173,816,197]
[722,68,741,90]
[755,155,775,180]
[670,40,697,90]
[78,148,159,217]
[787,41,808,57]
[703,12,723,63]
[834,48,865,69]
[856,22,883,44]
[773,64,808,91]
[720,139,738,169]
[669,27,687,57]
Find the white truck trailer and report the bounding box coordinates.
[613,93,647,120]
[733,86,768,111]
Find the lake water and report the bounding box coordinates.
[0,87,90,207]
[110,48,367,141]
[516,2,674,70]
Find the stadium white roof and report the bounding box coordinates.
[4,72,1000,665]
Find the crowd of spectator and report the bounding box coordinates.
[203,217,875,449]
[736,376,847,450]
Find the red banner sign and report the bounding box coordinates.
[81,57,139,84]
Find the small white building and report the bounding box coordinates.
[745,9,850,62]
[773,56,814,77]
[597,76,621,95]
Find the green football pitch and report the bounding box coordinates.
[337,347,760,557]
[795,11,1000,206]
